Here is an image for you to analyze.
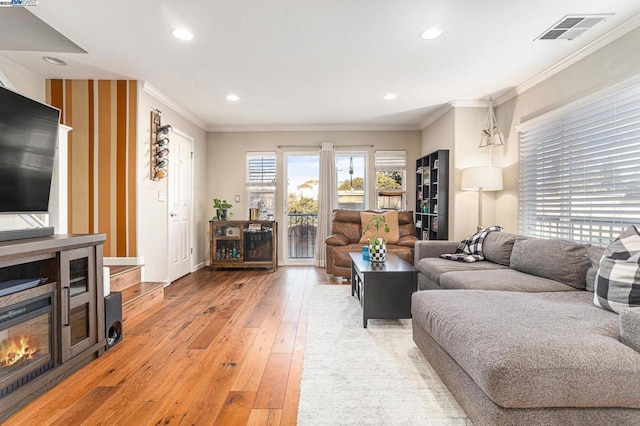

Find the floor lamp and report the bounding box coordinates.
[461,166,503,231]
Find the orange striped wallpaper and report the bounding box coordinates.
[46,79,138,257]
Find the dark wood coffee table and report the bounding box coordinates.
[349,252,418,328]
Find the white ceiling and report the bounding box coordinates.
[1,0,640,130]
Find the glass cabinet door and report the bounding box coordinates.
[59,247,97,362]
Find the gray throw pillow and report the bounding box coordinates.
[483,232,521,266]
[510,238,590,289]
[594,225,640,313]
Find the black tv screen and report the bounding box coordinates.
[0,86,60,213]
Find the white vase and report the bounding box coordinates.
[368,242,387,263]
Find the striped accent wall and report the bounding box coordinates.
[46,79,138,257]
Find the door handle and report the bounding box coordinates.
[170,212,178,217]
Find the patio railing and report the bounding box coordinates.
[287,213,317,259]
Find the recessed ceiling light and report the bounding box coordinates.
[42,56,67,66]
[419,28,443,40]
[384,93,397,100]
[226,94,240,102]
[171,28,194,41]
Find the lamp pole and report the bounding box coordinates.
[477,187,484,231]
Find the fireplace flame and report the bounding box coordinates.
[1,336,38,367]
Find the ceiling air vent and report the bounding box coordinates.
[536,14,613,41]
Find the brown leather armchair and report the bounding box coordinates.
[325,209,418,278]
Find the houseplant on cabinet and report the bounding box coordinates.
[213,198,233,220]
[362,214,390,263]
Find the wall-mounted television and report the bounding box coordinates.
[0,86,60,214]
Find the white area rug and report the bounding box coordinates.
[297,285,470,425]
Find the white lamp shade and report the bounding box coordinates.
[461,166,503,191]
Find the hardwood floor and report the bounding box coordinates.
[6,266,342,425]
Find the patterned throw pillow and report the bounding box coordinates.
[594,225,640,313]
[440,226,503,263]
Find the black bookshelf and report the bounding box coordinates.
[415,150,449,240]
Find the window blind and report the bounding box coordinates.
[246,152,276,189]
[518,83,640,246]
[375,150,406,171]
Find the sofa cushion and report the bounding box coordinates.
[411,290,640,409]
[586,246,605,292]
[483,232,521,266]
[359,210,399,244]
[439,269,576,292]
[620,308,640,352]
[510,238,590,289]
[594,225,640,313]
[415,257,507,284]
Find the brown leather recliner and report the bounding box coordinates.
[325,209,418,278]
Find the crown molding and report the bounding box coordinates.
[142,82,208,131]
[449,100,489,108]
[419,100,489,130]
[207,123,420,132]
[495,11,640,107]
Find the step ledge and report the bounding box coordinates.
[121,281,164,305]
[108,264,144,279]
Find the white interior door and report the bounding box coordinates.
[168,130,193,282]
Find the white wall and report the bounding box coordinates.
[452,107,498,239]
[207,130,422,261]
[137,87,208,282]
[494,25,640,233]
[0,56,45,101]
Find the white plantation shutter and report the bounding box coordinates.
[375,150,406,171]
[246,152,276,189]
[518,83,640,246]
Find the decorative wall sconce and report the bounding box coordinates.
[150,109,171,181]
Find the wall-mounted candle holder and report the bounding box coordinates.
[150,109,171,181]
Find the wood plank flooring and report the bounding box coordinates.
[6,266,341,425]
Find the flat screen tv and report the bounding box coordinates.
[0,86,60,214]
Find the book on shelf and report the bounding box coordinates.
[422,230,429,240]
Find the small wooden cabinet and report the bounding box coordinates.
[415,150,449,240]
[209,221,277,271]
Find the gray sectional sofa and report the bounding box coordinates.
[411,232,640,425]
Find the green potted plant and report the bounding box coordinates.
[213,198,233,221]
[362,214,390,263]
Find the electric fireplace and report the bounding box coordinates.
[0,294,53,398]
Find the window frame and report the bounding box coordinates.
[516,79,640,245]
[335,151,367,210]
[246,152,277,220]
[374,150,407,210]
